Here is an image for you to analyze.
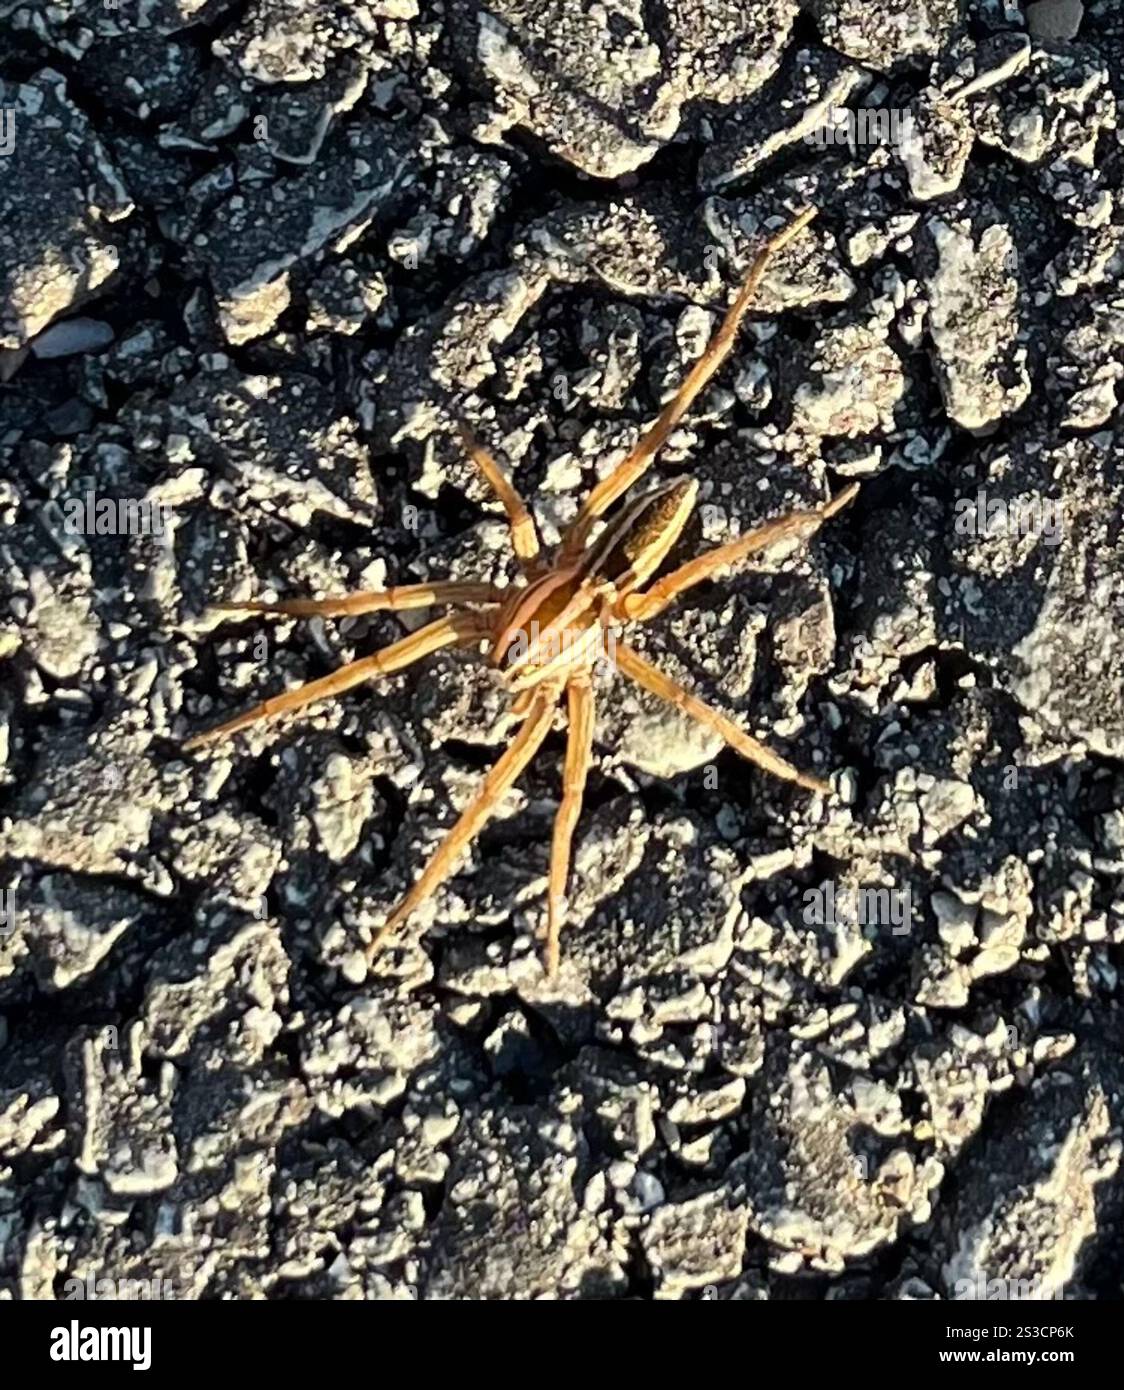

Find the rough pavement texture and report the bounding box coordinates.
[2,0,1124,1301]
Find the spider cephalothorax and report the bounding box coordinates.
[184,206,857,976]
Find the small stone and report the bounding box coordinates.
[1026,0,1083,41]
[31,318,115,359]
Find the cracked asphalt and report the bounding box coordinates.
[2,0,1124,1301]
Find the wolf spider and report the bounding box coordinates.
[184,205,858,977]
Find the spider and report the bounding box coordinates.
[184,205,858,977]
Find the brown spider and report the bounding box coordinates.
[184,205,858,977]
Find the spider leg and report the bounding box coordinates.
[617,483,859,624]
[614,641,829,795]
[545,675,595,978]
[367,691,558,960]
[485,685,544,750]
[457,422,541,568]
[561,206,818,560]
[211,581,503,620]
[183,611,489,751]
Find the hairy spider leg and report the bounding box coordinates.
[614,641,829,795]
[457,422,542,568]
[367,691,559,958]
[617,483,860,622]
[560,206,819,561]
[183,611,490,751]
[210,581,503,620]
[545,675,595,977]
